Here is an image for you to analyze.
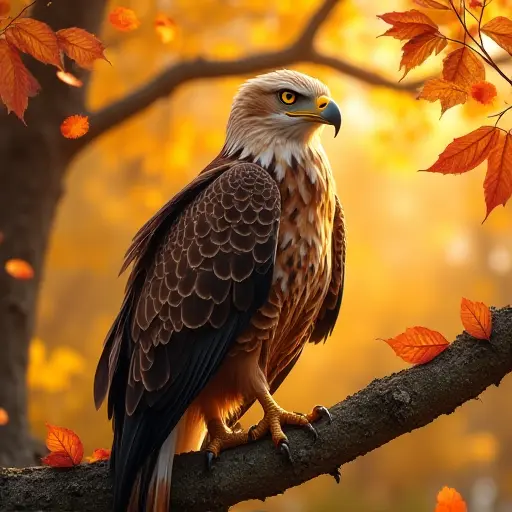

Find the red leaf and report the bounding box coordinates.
[60,115,89,139]
[460,298,492,340]
[0,0,10,16]
[442,47,485,88]
[484,130,512,220]
[42,451,75,468]
[418,78,468,115]
[382,326,449,365]
[86,448,111,462]
[44,423,83,466]
[5,18,61,68]
[109,7,141,32]
[5,259,34,280]
[470,81,497,105]
[482,16,512,56]
[400,32,447,78]
[422,126,500,174]
[378,10,438,40]
[57,28,107,70]
[435,487,467,512]
[413,0,450,9]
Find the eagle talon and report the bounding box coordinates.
[278,440,293,463]
[329,466,342,484]
[205,450,215,471]
[303,422,318,441]
[311,405,332,424]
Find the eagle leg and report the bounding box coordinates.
[204,418,250,468]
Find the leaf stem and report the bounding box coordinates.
[489,105,512,127]
[0,0,37,34]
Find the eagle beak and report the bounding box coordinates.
[285,95,342,137]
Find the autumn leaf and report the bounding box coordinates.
[442,47,485,89]
[0,0,10,16]
[155,14,177,44]
[382,326,449,364]
[56,70,83,88]
[0,408,8,426]
[5,18,61,69]
[5,258,34,280]
[422,125,500,174]
[42,451,77,468]
[470,81,497,105]
[419,78,467,115]
[460,298,492,340]
[435,486,467,512]
[482,17,512,56]
[57,28,107,70]
[484,130,512,220]
[60,115,89,139]
[109,7,140,32]
[400,32,447,78]
[0,40,40,121]
[469,0,483,7]
[413,0,450,9]
[86,448,111,462]
[378,10,438,40]
[44,423,83,466]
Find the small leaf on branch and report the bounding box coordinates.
[0,408,8,426]
[86,448,111,463]
[382,326,449,364]
[155,14,177,44]
[378,10,438,40]
[419,78,467,115]
[413,0,450,9]
[5,18,61,68]
[42,451,76,468]
[60,115,89,139]
[44,423,83,466]
[0,0,10,16]
[435,486,467,512]
[109,6,140,32]
[5,258,34,280]
[400,32,447,78]
[442,47,485,89]
[484,130,512,220]
[56,70,83,88]
[470,81,497,105]
[469,0,483,7]
[422,126,500,174]
[482,17,512,56]
[460,298,492,340]
[57,28,107,70]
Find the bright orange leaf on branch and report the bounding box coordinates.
[60,115,89,139]
[57,28,107,70]
[42,423,83,467]
[460,298,492,340]
[86,448,111,463]
[435,486,467,512]
[481,16,512,56]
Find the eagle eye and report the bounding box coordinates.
[279,90,297,105]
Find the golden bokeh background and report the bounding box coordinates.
[19,0,512,510]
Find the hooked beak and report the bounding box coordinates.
[285,95,342,137]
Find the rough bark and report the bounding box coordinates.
[1,306,511,511]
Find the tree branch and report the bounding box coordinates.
[2,306,511,511]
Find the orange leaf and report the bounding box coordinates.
[422,125,500,174]
[400,32,447,78]
[109,7,140,32]
[383,326,449,365]
[56,70,83,88]
[5,258,34,280]
[155,14,177,44]
[435,486,467,512]
[60,115,89,139]
[470,80,497,105]
[0,40,40,121]
[378,10,438,40]
[5,18,61,68]
[0,0,10,16]
[442,47,485,89]
[44,423,83,465]
[460,298,492,340]
[413,0,450,9]
[469,0,483,7]
[86,448,111,462]
[57,28,107,70]
[484,130,512,220]
[418,78,467,115]
[0,408,9,426]
[482,17,512,56]
[42,450,75,468]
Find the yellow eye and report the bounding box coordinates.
[279,90,296,105]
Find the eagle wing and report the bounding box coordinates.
[94,162,280,509]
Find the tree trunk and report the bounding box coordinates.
[0,0,106,467]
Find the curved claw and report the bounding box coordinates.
[248,424,257,441]
[303,422,318,441]
[205,450,215,471]
[313,405,332,424]
[329,466,342,484]
[278,440,293,463]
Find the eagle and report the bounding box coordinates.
[94,69,346,511]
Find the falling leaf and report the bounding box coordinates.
[413,0,450,9]
[435,486,467,512]
[0,40,40,121]
[442,47,485,88]
[44,423,83,466]
[60,115,89,139]
[400,32,447,78]
[419,78,468,115]
[5,258,34,280]
[57,28,107,70]
[86,448,111,462]
[382,326,449,364]
[0,408,8,426]
[422,125,500,174]
[5,18,61,68]
[460,298,492,340]
[484,130,512,220]
[56,70,83,88]
[0,0,10,16]
[470,81,497,105]
[154,14,177,44]
[378,10,438,40]
[109,7,140,32]
[482,17,512,55]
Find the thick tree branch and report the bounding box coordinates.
[2,306,511,511]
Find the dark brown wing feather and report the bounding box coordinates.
[94,162,280,512]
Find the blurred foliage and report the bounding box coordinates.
[19,0,512,510]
